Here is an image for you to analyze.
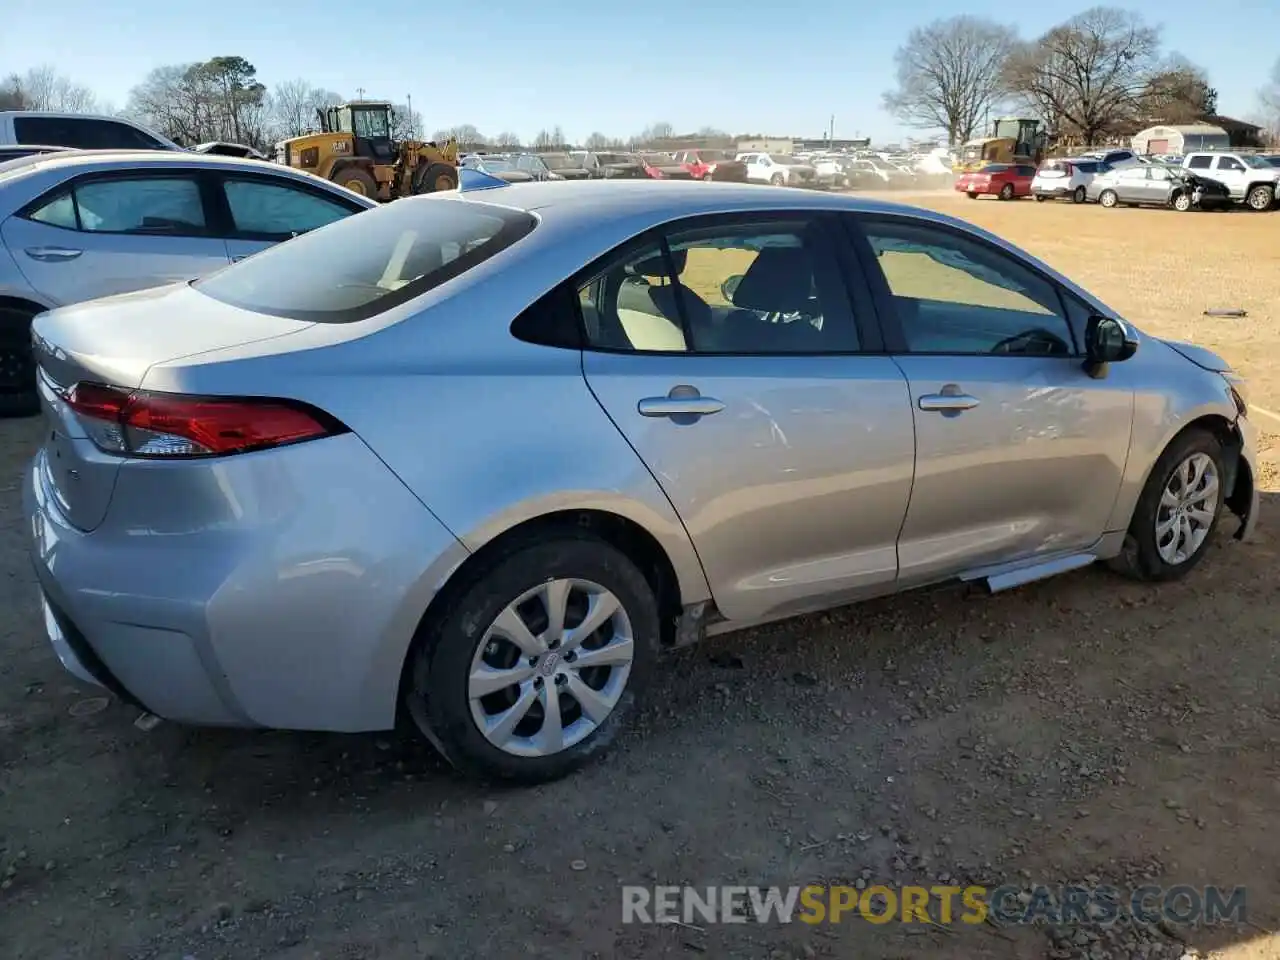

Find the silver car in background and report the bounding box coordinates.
[23,180,1259,783]
[0,150,376,415]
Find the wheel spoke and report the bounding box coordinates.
[1156,512,1178,537]
[1186,506,1215,528]
[489,606,545,656]
[484,682,538,746]
[1178,516,1194,559]
[1160,488,1181,510]
[566,673,618,725]
[571,637,634,670]
[1191,473,1218,505]
[562,590,620,652]
[469,661,536,698]
[534,682,565,754]
[540,579,572,646]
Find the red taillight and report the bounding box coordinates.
[63,382,346,459]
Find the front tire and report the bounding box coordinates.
[414,162,458,194]
[1072,185,1086,204]
[1172,191,1193,212]
[335,166,378,198]
[1246,184,1274,211]
[770,173,786,186]
[405,534,659,783]
[1099,189,1118,208]
[999,184,1015,201]
[0,305,39,419]
[1107,429,1225,582]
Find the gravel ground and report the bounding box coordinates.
[3,195,1280,959]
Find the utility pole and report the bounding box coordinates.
[356,86,366,101]
[828,114,835,147]
[406,93,414,138]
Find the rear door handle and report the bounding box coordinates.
[24,246,83,262]
[638,386,725,419]
[918,393,980,412]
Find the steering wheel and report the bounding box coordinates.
[990,328,1069,356]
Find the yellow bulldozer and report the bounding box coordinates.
[957,118,1047,173]
[276,100,459,201]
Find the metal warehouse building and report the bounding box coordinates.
[1131,123,1229,155]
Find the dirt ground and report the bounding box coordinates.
[2,193,1279,960]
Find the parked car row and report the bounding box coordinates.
[957,150,1280,213]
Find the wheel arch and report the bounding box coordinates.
[0,293,54,316]
[1107,408,1249,538]
[392,506,702,727]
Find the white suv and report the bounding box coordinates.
[735,152,818,187]
[1031,157,1108,204]
[0,111,180,151]
[1182,153,1279,210]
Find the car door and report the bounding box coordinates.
[846,213,1133,584]
[0,170,228,306]
[580,212,916,624]
[216,174,367,261]
[1212,156,1246,199]
[1145,165,1174,204]
[1114,167,1150,203]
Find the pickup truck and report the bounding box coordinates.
[1181,152,1279,210]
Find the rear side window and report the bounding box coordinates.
[1187,155,1212,170]
[14,115,165,150]
[195,196,536,323]
[1076,161,1097,173]
[26,176,206,234]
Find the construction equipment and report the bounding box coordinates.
[957,118,1046,173]
[275,101,459,201]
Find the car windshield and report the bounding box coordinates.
[194,197,536,323]
[596,153,631,164]
[521,156,549,172]
[981,164,1010,173]
[540,154,573,169]
[481,157,515,172]
[1264,156,1280,167]
[1239,155,1274,169]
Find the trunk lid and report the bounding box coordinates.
[31,282,314,532]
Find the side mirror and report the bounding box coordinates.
[721,274,744,303]
[1083,315,1137,378]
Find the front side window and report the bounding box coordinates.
[26,176,205,234]
[195,196,535,323]
[859,218,1075,357]
[1216,156,1244,171]
[223,178,357,237]
[577,217,858,355]
[352,109,390,139]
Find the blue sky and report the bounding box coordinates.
[5,0,1278,143]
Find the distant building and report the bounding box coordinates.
[1132,116,1262,155]
[735,138,794,155]
[792,137,871,151]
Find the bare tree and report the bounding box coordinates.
[387,103,421,140]
[532,128,557,149]
[126,57,269,147]
[492,130,521,149]
[271,79,343,139]
[1260,58,1280,137]
[584,131,611,149]
[882,16,1017,146]
[11,65,98,112]
[1004,7,1161,145]
[0,75,25,110]
[1141,55,1217,123]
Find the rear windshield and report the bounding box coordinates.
[194,196,536,323]
[981,164,1010,173]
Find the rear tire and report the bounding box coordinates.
[999,184,1015,201]
[334,166,378,198]
[1035,195,1047,202]
[405,533,659,783]
[770,173,786,186]
[414,162,458,194]
[1106,429,1225,582]
[0,305,39,419]
[1099,189,1118,208]
[702,172,714,182]
[1072,186,1086,204]
[967,191,978,199]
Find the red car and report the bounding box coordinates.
[674,148,748,182]
[954,163,1036,200]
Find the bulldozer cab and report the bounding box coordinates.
[990,118,1045,164]
[317,102,397,163]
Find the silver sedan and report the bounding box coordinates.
[0,150,376,415]
[23,180,1259,783]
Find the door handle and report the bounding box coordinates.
[918,393,980,412]
[638,386,725,419]
[24,246,83,262]
[231,256,247,262]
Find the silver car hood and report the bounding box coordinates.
[1160,338,1231,373]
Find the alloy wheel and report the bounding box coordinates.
[1155,453,1218,565]
[467,578,635,758]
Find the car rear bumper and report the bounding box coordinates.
[23,432,469,732]
[1032,184,1074,197]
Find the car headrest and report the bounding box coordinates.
[731,246,813,313]
[626,248,686,278]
